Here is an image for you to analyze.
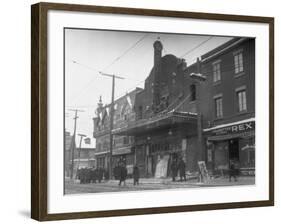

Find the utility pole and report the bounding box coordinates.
[68,109,84,179]
[99,72,125,179]
[76,134,87,174]
[193,58,206,163]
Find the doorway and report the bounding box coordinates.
[228,138,239,161]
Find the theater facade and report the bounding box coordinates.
[94,37,256,178]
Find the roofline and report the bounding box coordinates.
[201,37,250,63]
[100,87,143,109]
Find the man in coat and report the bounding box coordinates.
[118,162,128,186]
[133,165,140,185]
[178,158,186,181]
[229,160,238,182]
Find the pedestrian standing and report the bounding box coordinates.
[133,165,140,185]
[118,162,127,186]
[229,160,237,182]
[178,158,186,181]
[171,159,178,182]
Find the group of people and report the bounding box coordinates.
[114,162,140,186]
[76,167,109,184]
[76,158,239,185]
[170,158,187,182]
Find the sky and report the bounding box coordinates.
[64,28,232,147]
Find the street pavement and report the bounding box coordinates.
[65,176,255,194]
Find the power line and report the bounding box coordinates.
[102,33,149,72]
[67,58,252,109]
[114,79,145,100]
[69,59,101,73]
[67,34,148,105]
[180,36,213,58]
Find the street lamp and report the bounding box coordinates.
[190,72,207,82]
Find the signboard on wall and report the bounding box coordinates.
[198,161,209,183]
[212,121,255,136]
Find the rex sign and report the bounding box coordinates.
[213,121,255,136]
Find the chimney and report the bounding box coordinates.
[153,39,163,68]
[152,39,163,110]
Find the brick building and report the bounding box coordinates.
[113,40,200,177]
[93,88,142,174]
[199,37,255,175]
[113,37,255,177]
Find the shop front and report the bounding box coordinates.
[113,111,198,178]
[112,146,135,178]
[134,131,186,178]
[204,118,255,176]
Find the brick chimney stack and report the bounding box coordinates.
[153,39,163,68]
[152,39,163,110]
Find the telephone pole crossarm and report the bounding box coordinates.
[99,72,125,80]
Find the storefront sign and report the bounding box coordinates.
[212,121,255,136]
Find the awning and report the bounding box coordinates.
[112,111,197,136]
[94,151,109,156]
[112,146,132,155]
[73,158,90,162]
[203,117,255,132]
[207,130,255,141]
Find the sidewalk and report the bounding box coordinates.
[66,175,255,186]
[65,175,255,194]
[187,176,255,187]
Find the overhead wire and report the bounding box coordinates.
[67,33,149,105]
[180,36,213,58]
[102,33,149,72]
[67,35,234,111]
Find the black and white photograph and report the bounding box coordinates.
[64,29,255,194]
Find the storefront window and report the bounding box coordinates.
[239,137,255,168]
[213,141,229,173]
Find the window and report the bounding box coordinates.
[190,84,196,101]
[123,136,129,145]
[237,90,247,112]
[214,97,223,118]
[234,51,244,74]
[213,62,221,82]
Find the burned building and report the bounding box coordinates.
[114,37,255,178]
[113,40,201,177]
